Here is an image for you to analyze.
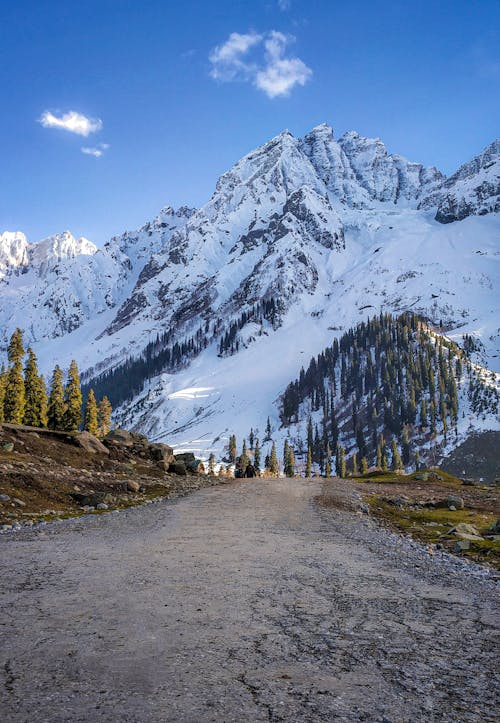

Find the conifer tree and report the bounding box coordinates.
[240,449,250,475]
[415,450,421,471]
[338,445,346,478]
[84,389,99,435]
[352,452,358,475]
[381,451,388,472]
[4,328,26,424]
[228,434,237,463]
[23,348,44,427]
[305,446,312,478]
[269,442,279,476]
[401,426,411,467]
[376,444,382,469]
[264,417,272,442]
[391,440,403,471]
[254,439,261,471]
[208,453,215,475]
[39,375,48,428]
[325,441,332,477]
[361,456,368,474]
[264,452,270,471]
[283,439,289,469]
[97,396,112,437]
[0,364,7,423]
[249,428,255,449]
[64,360,82,431]
[284,446,295,477]
[48,365,66,430]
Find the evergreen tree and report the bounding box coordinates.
[361,456,368,474]
[208,453,215,475]
[4,328,25,424]
[0,364,8,423]
[83,389,99,435]
[391,440,403,471]
[381,451,388,472]
[23,348,45,427]
[415,450,421,471]
[97,396,112,437]
[264,452,270,471]
[305,446,312,477]
[376,444,382,469]
[39,375,48,428]
[228,434,237,463]
[325,442,332,477]
[249,428,255,449]
[64,360,82,431]
[401,426,411,467]
[283,439,289,469]
[254,439,261,471]
[264,417,272,442]
[352,452,358,475]
[242,438,247,456]
[47,365,66,430]
[284,446,295,477]
[269,442,279,476]
[240,450,250,475]
[338,445,346,478]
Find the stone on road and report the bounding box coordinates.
[0,479,498,722]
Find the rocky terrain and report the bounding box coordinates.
[0,423,217,532]
[0,477,498,722]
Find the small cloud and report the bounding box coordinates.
[255,31,312,98]
[81,143,109,158]
[39,110,103,136]
[209,31,262,81]
[278,0,291,10]
[209,29,311,98]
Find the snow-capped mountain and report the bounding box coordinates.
[1,124,499,462]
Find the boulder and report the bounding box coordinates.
[453,540,471,553]
[175,452,196,465]
[127,480,141,493]
[2,442,14,453]
[488,518,500,534]
[71,492,106,507]
[104,429,136,447]
[148,443,175,470]
[0,494,10,502]
[75,431,110,456]
[169,461,187,476]
[447,522,483,541]
[435,496,465,510]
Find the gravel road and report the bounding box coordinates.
[1,478,498,722]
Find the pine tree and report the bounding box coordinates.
[283,439,289,470]
[208,453,215,475]
[415,450,421,471]
[4,328,25,424]
[401,426,411,467]
[0,364,8,423]
[361,456,368,474]
[23,348,44,427]
[376,444,382,469]
[39,375,48,428]
[352,452,358,475]
[305,446,312,478]
[264,417,272,442]
[284,446,295,477]
[47,365,66,430]
[249,428,255,449]
[325,442,332,477]
[63,360,82,431]
[391,440,403,471]
[229,434,237,463]
[97,396,112,437]
[339,445,346,478]
[254,439,261,471]
[269,442,279,476]
[84,389,99,435]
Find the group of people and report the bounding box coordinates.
[235,462,257,478]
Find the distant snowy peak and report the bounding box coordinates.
[432,138,500,223]
[0,229,96,280]
[0,231,29,277]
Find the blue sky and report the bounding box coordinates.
[1,0,499,246]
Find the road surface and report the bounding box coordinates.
[1,478,498,722]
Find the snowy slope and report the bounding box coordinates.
[1,124,499,462]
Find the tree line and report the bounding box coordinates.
[0,329,112,436]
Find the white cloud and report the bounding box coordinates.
[209,31,262,80]
[255,31,312,98]
[209,30,311,98]
[39,110,103,136]
[81,143,109,158]
[278,0,291,10]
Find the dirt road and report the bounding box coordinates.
[1,478,498,722]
